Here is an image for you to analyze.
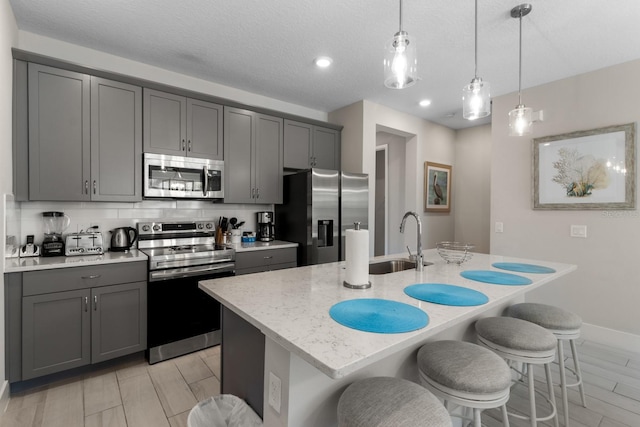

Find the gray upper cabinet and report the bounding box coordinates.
[91,77,142,201]
[27,63,142,202]
[224,107,283,204]
[284,119,340,170]
[143,88,223,160]
[28,63,91,201]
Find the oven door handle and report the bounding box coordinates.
[149,262,235,281]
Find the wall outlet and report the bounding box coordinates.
[570,225,587,238]
[268,371,281,414]
[495,222,504,233]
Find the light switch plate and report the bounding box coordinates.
[570,225,587,238]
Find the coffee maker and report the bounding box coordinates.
[257,211,275,242]
[41,211,70,257]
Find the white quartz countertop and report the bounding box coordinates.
[4,249,148,273]
[199,249,576,379]
[227,240,298,252]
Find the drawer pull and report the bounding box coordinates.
[81,274,101,280]
[84,296,88,312]
[263,256,273,260]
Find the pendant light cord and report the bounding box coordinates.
[399,0,403,31]
[474,0,478,78]
[518,11,523,105]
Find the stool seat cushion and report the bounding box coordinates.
[476,317,556,352]
[337,376,451,427]
[507,303,582,331]
[417,340,511,394]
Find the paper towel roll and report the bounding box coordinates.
[344,228,370,288]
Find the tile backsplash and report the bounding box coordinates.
[14,199,272,248]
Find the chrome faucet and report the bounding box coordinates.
[400,211,423,271]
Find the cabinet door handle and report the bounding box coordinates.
[94,295,98,311]
[263,256,273,260]
[256,188,260,199]
[85,180,89,194]
[84,296,88,312]
[188,140,192,152]
[81,274,101,280]
[182,139,186,151]
[251,188,255,198]
[93,180,97,194]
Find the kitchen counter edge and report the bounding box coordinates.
[227,240,298,252]
[4,250,148,273]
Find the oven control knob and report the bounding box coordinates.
[142,225,150,232]
[206,223,213,229]
[197,223,204,229]
[153,225,161,232]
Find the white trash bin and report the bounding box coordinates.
[187,395,263,427]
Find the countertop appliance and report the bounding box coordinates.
[65,231,104,256]
[19,235,40,257]
[137,219,235,364]
[110,226,138,251]
[256,211,275,242]
[143,153,224,200]
[275,169,369,266]
[41,211,70,257]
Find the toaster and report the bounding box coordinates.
[65,232,105,256]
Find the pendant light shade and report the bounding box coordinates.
[462,0,491,120]
[384,0,417,89]
[508,4,533,136]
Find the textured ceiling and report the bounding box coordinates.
[9,0,640,129]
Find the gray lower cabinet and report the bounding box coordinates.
[224,107,283,204]
[235,247,297,275]
[8,262,147,382]
[284,119,340,170]
[143,88,223,160]
[27,63,142,201]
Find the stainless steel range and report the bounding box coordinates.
[138,219,235,364]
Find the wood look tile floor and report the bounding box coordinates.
[1,340,639,426]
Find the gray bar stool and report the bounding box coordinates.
[417,340,511,427]
[337,376,452,427]
[507,302,586,426]
[476,317,559,427]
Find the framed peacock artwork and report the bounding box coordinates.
[533,123,635,210]
[424,162,452,212]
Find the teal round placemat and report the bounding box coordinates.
[461,270,532,286]
[492,262,556,274]
[404,283,489,306]
[329,298,429,333]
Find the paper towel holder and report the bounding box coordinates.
[343,222,371,289]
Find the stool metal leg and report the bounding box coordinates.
[473,408,481,427]
[557,341,569,426]
[569,339,587,407]
[544,362,559,427]
[501,404,510,427]
[527,363,536,427]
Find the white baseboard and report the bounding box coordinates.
[581,323,640,354]
[0,380,9,413]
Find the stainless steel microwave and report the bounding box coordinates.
[143,153,224,199]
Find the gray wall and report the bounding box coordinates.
[491,58,640,346]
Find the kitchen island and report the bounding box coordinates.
[199,250,576,427]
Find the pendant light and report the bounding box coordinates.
[384,0,417,89]
[462,0,491,120]
[509,4,533,136]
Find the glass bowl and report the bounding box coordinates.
[436,242,475,265]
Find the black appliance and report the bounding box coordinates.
[256,211,275,242]
[41,211,70,257]
[137,219,235,364]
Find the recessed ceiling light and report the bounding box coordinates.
[419,99,432,107]
[314,56,333,68]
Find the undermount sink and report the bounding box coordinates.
[369,258,432,275]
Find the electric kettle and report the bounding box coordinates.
[110,227,138,252]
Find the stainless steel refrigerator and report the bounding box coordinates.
[275,169,368,266]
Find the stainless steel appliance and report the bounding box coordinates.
[65,230,104,256]
[275,169,369,266]
[41,211,70,257]
[110,226,138,251]
[137,219,235,364]
[143,153,224,199]
[256,211,275,242]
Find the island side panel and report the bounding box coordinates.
[221,306,265,418]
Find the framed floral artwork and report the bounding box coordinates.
[533,123,636,210]
[424,162,451,212]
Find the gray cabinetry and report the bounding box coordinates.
[9,262,147,382]
[143,88,223,160]
[27,63,142,201]
[224,107,283,204]
[235,247,297,275]
[284,119,340,170]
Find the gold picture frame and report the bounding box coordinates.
[424,162,451,212]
